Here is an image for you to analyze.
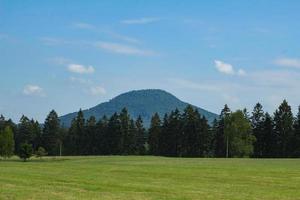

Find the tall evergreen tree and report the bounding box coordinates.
[292,106,300,157]
[42,110,60,156]
[251,103,265,157]
[84,116,97,155]
[15,116,36,154]
[273,100,294,157]
[214,104,230,157]
[105,113,122,155]
[148,113,161,155]
[160,109,181,157]
[119,108,136,155]
[135,116,146,155]
[262,113,276,157]
[0,126,15,158]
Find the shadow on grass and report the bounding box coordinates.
[0,156,71,163]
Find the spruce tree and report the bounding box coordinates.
[42,110,61,156]
[135,116,146,155]
[251,103,265,157]
[181,105,201,157]
[148,113,161,155]
[214,104,230,157]
[292,106,300,157]
[273,100,294,157]
[106,113,122,155]
[262,113,276,157]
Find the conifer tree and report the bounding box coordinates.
[42,110,61,155]
[251,103,265,157]
[148,113,161,155]
[135,116,146,155]
[0,126,15,158]
[273,100,294,157]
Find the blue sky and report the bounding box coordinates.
[1,0,300,122]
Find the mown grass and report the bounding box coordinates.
[0,156,300,200]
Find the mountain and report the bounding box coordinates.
[59,89,218,127]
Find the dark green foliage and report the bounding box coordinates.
[148,113,161,155]
[3,98,300,159]
[18,142,33,161]
[15,116,37,154]
[251,103,266,157]
[42,110,60,156]
[60,89,218,127]
[0,126,15,158]
[273,100,294,157]
[292,107,300,157]
[224,110,255,157]
[135,116,146,155]
[214,105,231,157]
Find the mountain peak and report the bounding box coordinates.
[60,89,217,127]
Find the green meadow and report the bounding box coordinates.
[0,156,300,200]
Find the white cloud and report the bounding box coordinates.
[121,17,160,25]
[95,41,155,56]
[214,60,246,76]
[274,58,300,68]
[68,64,95,74]
[214,60,235,75]
[69,77,92,85]
[23,85,45,96]
[89,86,106,96]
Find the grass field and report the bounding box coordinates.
[0,156,300,200]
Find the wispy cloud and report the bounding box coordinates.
[274,57,300,68]
[89,86,106,96]
[68,64,95,74]
[73,22,140,44]
[95,41,156,56]
[23,85,45,97]
[214,60,246,76]
[168,78,220,91]
[121,17,160,25]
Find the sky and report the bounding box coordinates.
[1,0,300,122]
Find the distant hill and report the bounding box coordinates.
[59,89,218,127]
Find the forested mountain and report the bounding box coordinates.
[59,89,218,127]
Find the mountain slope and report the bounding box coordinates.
[59,89,218,127]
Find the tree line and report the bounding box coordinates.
[1,100,300,160]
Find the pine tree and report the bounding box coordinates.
[251,103,265,157]
[135,116,146,155]
[119,108,136,155]
[0,126,15,158]
[292,106,300,157]
[160,109,181,157]
[199,114,211,157]
[273,100,294,157]
[85,116,97,155]
[214,104,230,157]
[16,115,36,154]
[148,113,161,155]
[106,113,122,155]
[181,105,201,157]
[96,116,108,155]
[42,110,61,156]
[262,113,276,157]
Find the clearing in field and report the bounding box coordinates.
[0,156,300,200]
